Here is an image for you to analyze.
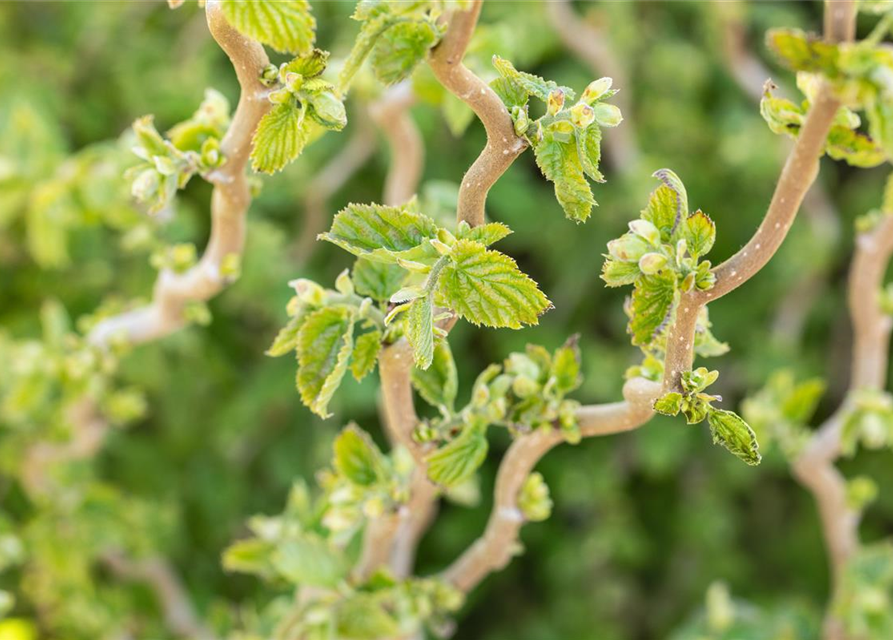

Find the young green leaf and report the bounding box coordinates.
[335,594,400,640]
[352,258,408,302]
[551,337,582,395]
[766,28,839,75]
[575,124,604,183]
[221,0,316,55]
[643,169,688,241]
[273,534,348,588]
[371,20,440,85]
[533,138,596,223]
[436,239,551,329]
[297,307,355,418]
[411,341,458,413]
[653,392,683,416]
[350,330,383,381]
[629,271,677,346]
[320,202,438,263]
[250,103,308,174]
[333,424,384,486]
[456,221,513,246]
[406,293,435,369]
[707,409,762,466]
[601,259,641,287]
[426,426,489,488]
[266,314,306,357]
[683,210,716,259]
[492,55,575,103]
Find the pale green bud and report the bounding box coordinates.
[511,105,529,136]
[284,71,303,93]
[153,155,178,176]
[268,88,292,105]
[638,252,668,274]
[131,168,160,203]
[512,375,539,399]
[628,219,661,245]
[260,64,279,86]
[220,253,241,280]
[569,103,595,128]
[547,89,565,116]
[335,269,354,295]
[593,102,623,127]
[436,227,457,246]
[607,233,650,262]
[308,91,347,130]
[362,496,386,519]
[581,77,613,104]
[288,278,326,306]
[170,243,197,273]
[430,238,452,256]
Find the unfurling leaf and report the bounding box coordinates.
[335,594,400,639]
[320,202,438,263]
[406,293,435,369]
[653,392,683,416]
[352,258,408,302]
[683,210,716,259]
[492,56,575,103]
[221,0,316,55]
[456,221,513,246]
[575,124,604,183]
[629,271,677,346]
[266,314,305,357]
[250,103,308,174]
[333,425,385,486]
[436,239,551,329]
[350,330,382,381]
[766,28,839,75]
[296,307,355,418]
[534,138,596,223]
[274,534,348,587]
[707,409,762,466]
[371,20,440,85]
[426,426,489,488]
[551,336,582,395]
[643,169,688,241]
[411,341,458,413]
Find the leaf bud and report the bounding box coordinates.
[335,268,354,295]
[638,252,668,274]
[628,219,661,245]
[288,278,325,306]
[569,103,596,129]
[546,89,565,116]
[607,233,650,262]
[592,102,623,127]
[581,77,613,104]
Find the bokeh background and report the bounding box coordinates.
[2,1,892,639]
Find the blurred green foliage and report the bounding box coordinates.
[2,1,893,639]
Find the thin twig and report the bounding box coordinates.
[714,0,842,345]
[102,551,216,640]
[428,0,527,227]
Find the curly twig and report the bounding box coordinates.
[428,0,527,227]
[441,378,660,592]
[714,0,842,345]
[89,1,271,348]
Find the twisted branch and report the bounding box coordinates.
[428,0,527,227]
[792,215,893,639]
[89,0,271,348]
[662,1,856,393]
[714,0,843,345]
[441,378,660,592]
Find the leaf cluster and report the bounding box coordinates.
[492,57,622,222]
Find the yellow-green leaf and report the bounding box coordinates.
[250,102,309,174]
[221,0,316,55]
[296,306,355,418]
[436,239,551,329]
